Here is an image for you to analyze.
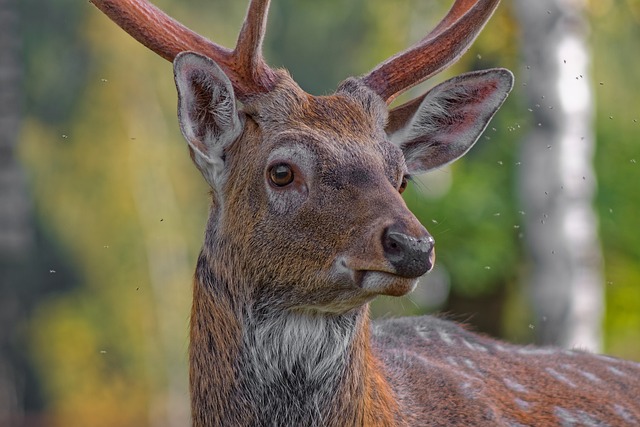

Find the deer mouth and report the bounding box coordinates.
[330,256,420,297]
[357,270,419,296]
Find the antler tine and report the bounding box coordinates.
[428,0,486,39]
[90,0,277,98]
[234,0,276,86]
[362,0,501,103]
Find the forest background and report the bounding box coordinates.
[1,0,639,425]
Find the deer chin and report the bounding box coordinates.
[290,274,413,315]
[329,256,420,297]
[358,271,419,297]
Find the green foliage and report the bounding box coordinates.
[590,0,640,360]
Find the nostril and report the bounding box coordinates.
[382,228,435,278]
[382,229,405,260]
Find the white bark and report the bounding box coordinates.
[515,0,604,351]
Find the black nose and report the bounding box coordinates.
[382,228,435,278]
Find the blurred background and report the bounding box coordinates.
[1,0,639,425]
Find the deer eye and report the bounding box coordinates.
[398,176,408,194]
[269,163,294,187]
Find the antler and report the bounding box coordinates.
[90,0,278,99]
[91,0,501,103]
[361,0,501,103]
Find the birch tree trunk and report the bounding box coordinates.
[514,0,604,351]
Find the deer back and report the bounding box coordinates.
[373,316,640,425]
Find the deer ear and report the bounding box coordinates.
[387,68,513,175]
[174,52,244,187]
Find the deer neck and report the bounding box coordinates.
[189,250,401,427]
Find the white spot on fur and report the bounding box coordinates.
[606,366,625,377]
[577,410,607,427]
[614,404,637,423]
[514,398,532,411]
[516,347,558,356]
[555,407,578,425]
[503,378,528,394]
[461,338,488,352]
[457,376,485,400]
[554,407,605,426]
[415,325,431,342]
[561,364,602,383]
[494,344,512,353]
[546,367,576,388]
[446,356,459,367]
[463,358,482,376]
[438,329,454,345]
[579,370,601,383]
[591,353,620,364]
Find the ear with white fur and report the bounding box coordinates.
[173,51,244,187]
[387,68,514,175]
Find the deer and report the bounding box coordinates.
[90,0,640,425]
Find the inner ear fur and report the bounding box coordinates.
[387,68,514,174]
[173,52,244,186]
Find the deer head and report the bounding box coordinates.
[91,0,512,314]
